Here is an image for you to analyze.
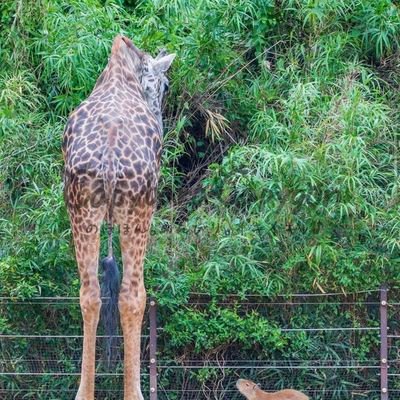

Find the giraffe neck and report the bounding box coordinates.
[93,38,142,95]
[94,40,164,135]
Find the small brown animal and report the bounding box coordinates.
[236,379,309,400]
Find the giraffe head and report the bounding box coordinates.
[140,49,176,131]
[111,36,176,132]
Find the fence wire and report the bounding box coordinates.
[0,290,398,399]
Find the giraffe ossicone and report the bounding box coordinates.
[62,35,175,400]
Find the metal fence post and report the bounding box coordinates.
[380,285,388,400]
[149,298,158,400]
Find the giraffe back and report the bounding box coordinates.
[63,56,162,225]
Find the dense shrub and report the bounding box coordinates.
[0,0,399,398]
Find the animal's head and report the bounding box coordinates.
[140,49,175,124]
[111,36,176,131]
[236,379,260,400]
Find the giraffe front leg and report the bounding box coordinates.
[119,221,149,400]
[70,211,103,400]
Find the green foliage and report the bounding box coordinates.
[0,0,399,397]
[165,306,284,353]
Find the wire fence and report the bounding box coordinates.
[0,287,398,399]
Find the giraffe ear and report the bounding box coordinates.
[152,53,176,74]
[155,48,168,60]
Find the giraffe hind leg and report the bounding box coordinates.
[117,208,153,400]
[69,205,106,400]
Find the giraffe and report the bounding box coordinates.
[62,35,175,400]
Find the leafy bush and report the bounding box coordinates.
[0,0,399,397]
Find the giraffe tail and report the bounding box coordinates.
[101,252,120,367]
[100,185,119,367]
[100,139,120,367]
